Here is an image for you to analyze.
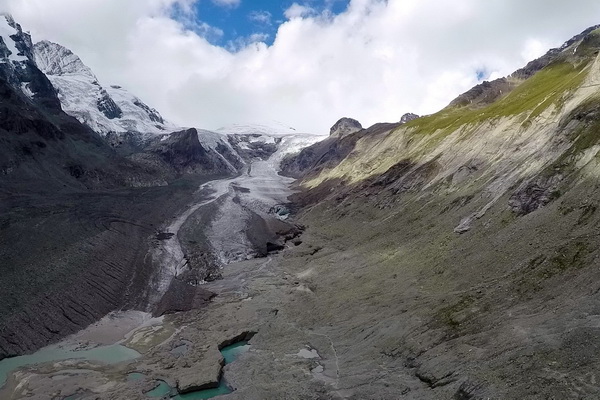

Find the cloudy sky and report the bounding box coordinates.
[3,0,600,133]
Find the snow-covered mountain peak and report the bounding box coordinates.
[34,40,95,79]
[0,14,63,109]
[31,40,174,137]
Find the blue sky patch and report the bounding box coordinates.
[180,0,350,48]
[475,69,487,81]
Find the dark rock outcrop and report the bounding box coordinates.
[508,175,563,215]
[139,128,237,176]
[454,381,487,400]
[400,112,419,124]
[449,78,513,108]
[227,134,280,162]
[133,99,164,124]
[329,117,363,138]
[97,89,123,119]
[0,16,61,111]
[246,211,304,257]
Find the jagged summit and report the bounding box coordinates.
[329,117,363,138]
[512,23,600,80]
[0,13,29,63]
[34,40,96,79]
[0,14,62,110]
[400,112,419,124]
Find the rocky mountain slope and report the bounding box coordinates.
[0,14,241,359]
[278,25,600,398]
[0,13,193,360]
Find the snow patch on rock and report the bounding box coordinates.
[0,15,27,63]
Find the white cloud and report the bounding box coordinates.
[284,3,316,19]
[191,21,224,42]
[211,0,240,8]
[521,38,551,62]
[227,32,270,51]
[4,0,600,134]
[249,32,269,42]
[248,10,272,25]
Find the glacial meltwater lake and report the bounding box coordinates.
[0,336,251,400]
[0,343,141,388]
[130,341,252,399]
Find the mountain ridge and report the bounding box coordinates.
[276,23,600,399]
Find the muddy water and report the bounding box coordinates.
[0,343,140,388]
[0,311,163,390]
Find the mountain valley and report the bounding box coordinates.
[2,11,600,400]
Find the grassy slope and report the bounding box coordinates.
[305,32,600,188]
[285,30,600,398]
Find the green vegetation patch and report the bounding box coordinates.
[515,241,591,297]
[402,61,591,138]
[436,295,476,330]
